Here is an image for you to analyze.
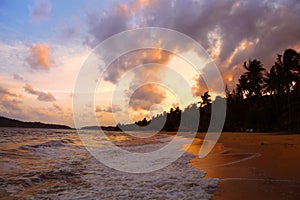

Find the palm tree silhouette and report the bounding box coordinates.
[283,49,300,92]
[283,49,300,130]
[125,49,300,132]
[236,74,249,98]
[243,59,266,97]
[199,91,211,107]
[264,63,286,96]
[265,49,300,129]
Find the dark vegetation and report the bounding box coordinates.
[0,116,72,129]
[81,125,120,131]
[119,48,300,132]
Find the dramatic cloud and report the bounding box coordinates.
[129,84,166,111]
[144,0,300,64]
[104,49,173,84]
[141,0,300,90]
[24,84,56,102]
[100,49,173,113]
[26,44,55,71]
[86,0,300,93]
[95,105,122,113]
[85,8,129,47]
[0,86,22,111]
[192,75,209,97]
[29,0,52,24]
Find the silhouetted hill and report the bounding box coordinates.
[0,116,72,129]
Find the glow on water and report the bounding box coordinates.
[0,128,218,199]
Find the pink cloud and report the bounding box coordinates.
[0,86,22,111]
[24,84,56,102]
[26,44,55,70]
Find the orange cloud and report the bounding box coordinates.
[26,44,55,70]
[115,0,155,15]
[131,0,153,13]
[129,84,166,111]
[105,49,173,83]
[24,84,56,102]
[0,86,22,111]
[116,3,130,15]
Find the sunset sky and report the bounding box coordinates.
[0,0,300,127]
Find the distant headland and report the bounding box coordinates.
[0,116,72,130]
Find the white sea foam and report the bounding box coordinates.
[0,128,218,199]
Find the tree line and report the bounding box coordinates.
[119,48,300,132]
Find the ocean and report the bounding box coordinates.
[0,128,218,199]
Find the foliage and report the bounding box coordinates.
[119,48,300,132]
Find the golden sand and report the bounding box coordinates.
[185,132,300,200]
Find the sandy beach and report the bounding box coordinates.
[185,132,300,200]
[1,128,300,199]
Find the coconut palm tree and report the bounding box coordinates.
[243,59,266,97]
[199,91,211,108]
[283,49,300,130]
[264,66,277,95]
[282,49,300,92]
[268,49,300,130]
[264,63,285,95]
[237,74,250,98]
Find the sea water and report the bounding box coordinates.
[0,128,218,199]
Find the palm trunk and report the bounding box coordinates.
[297,87,300,131]
[288,93,291,130]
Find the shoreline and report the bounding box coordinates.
[184,132,300,200]
[0,129,218,199]
[2,129,300,199]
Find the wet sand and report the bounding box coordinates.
[185,132,300,200]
